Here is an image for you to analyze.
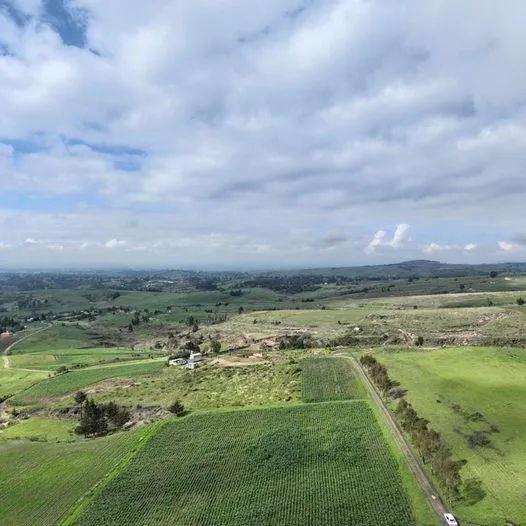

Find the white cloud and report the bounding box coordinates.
[423,242,478,254]
[366,224,410,253]
[498,240,522,252]
[104,239,127,249]
[365,230,387,254]
[1,2,526,267]
[389,224,411,248]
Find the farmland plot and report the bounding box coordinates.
[78,402,427,526]
[0,427,149,526]
[9,360,165,406]
[301,356,365,402]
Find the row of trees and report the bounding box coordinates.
[360,355,464,498]
[395,398,465,497]
[74,392,131,438]
[360,355,397,392]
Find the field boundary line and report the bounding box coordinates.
[60,420,167,526]
[345,355,448,521]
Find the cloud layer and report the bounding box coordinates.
[1,0,526,267]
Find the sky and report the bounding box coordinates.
[1,0,526,269]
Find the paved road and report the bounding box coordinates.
[347,355,448,524]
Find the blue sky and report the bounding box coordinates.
[1,0,526,268]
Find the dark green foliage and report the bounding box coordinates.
[395,398,464,497]
[103,401,131,428]
[360,355,397,393]
[278,333,315,350]
[78,403,416,526]
[74,391,87,405]
[460,478,487,506]
[210,340,221,354]
[517,297,525,305]
[75,399,107,438]
[467,431,492,448]
[167,400,185,416]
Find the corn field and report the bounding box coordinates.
[78,401,415,526]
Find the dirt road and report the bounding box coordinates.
[0,325,52,421]
[348,356,448,523]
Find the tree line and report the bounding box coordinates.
[360,355,465,498]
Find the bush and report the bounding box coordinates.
[168,400,185,416]
[467,431,492,448]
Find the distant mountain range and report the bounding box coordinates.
[270,260,526,279]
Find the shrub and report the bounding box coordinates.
[168,400,185,416]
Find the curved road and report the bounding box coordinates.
[1,325,52,420]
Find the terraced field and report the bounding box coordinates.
[78,402,434,526]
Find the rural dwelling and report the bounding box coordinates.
[0,331,12,338]
[185,360,199,369]
[189,352,203,362]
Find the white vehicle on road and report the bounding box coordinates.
[444,513,458,526]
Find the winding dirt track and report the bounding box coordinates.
[0,325,52,420]
[347,355,448,524]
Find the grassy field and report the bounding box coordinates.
[88,359,302,411]
[0,416,75,442]
[0,368,48,399]
[9,360,165,406]
[78,402,434,526]
[0,426,151,526]
[301,357,365,402]
[379,346,526,525]
[10,324,159,371]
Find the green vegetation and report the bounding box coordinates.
[301,357,365,402]
[78,402,425,526]
[10,360,165,406]
[379,347,526,525]
[0,416,74,442]
[0,427,149,526]
[0,368,48,399]
[89,360,302,410]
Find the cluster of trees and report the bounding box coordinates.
[278,333,316,350]
[360,355,464,497]
[0,315,24,333]
[74,392,131,438]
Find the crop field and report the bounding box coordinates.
[78,402,434,526]
[379,346,526,525]
[8,347,152,371]
[0,426,150,526]
[301,357,365,402]
[9,360,165,406]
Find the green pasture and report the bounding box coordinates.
[379,346,526,525]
